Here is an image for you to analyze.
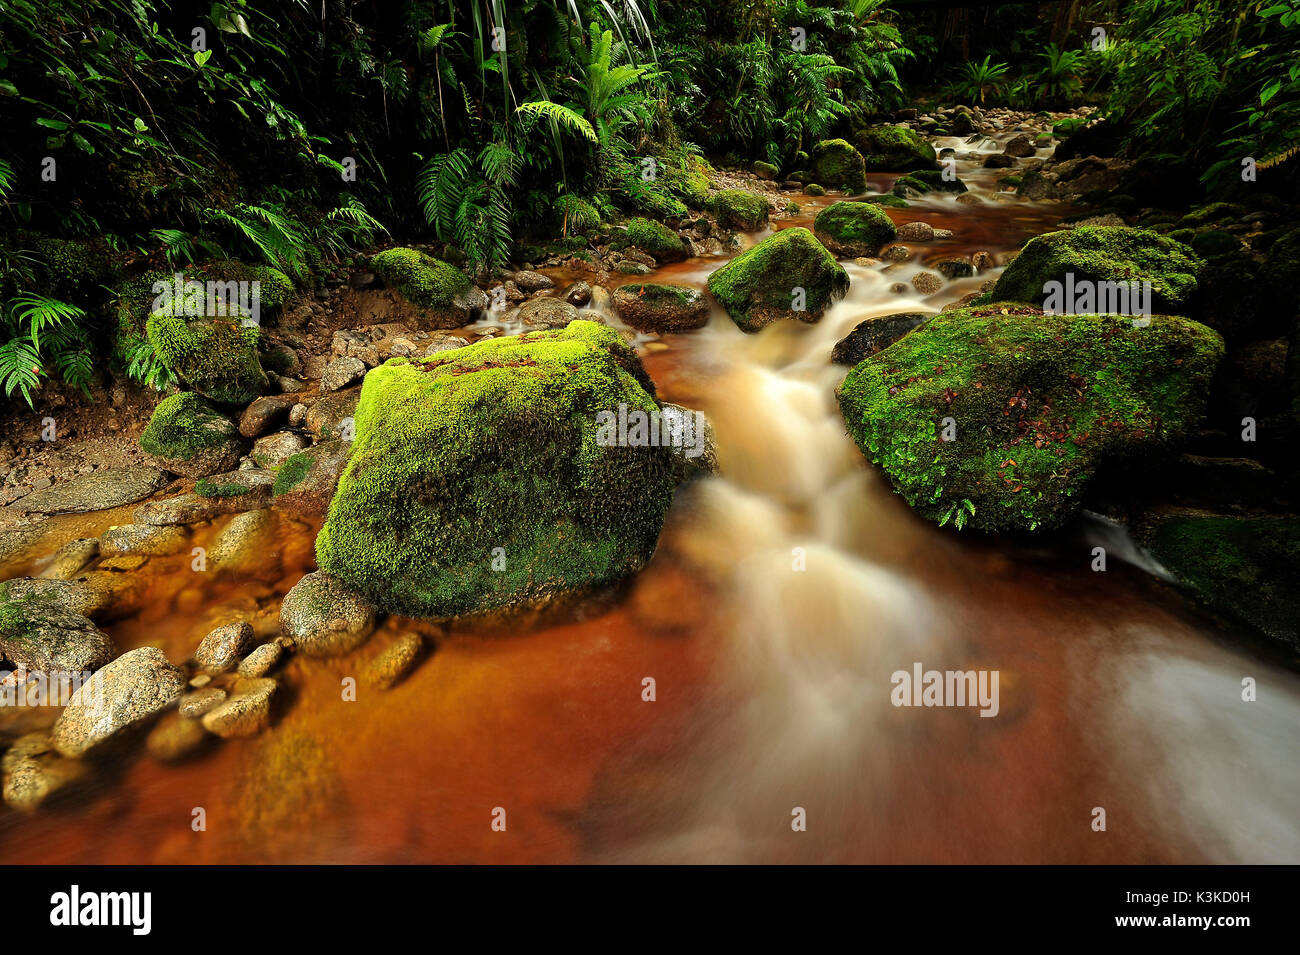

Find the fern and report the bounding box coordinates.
[0,294,91,406]
[0,337,43,407]
[516,100,598,142]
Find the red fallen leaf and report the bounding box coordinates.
[1012,484,1023,493]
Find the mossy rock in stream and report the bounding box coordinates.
[146,309,268,405]
[612,217,688,263]
[989,227,1204,316]
[706,227,850,332]
[852,125,937,171]
[315,321,677,618]
[139,392,246,478]
[813,201,898,257]
[1147,516,1300,651]
[370,247,488,327]
[892,170,968,197]
[838,304,1224,533]
[709,190,770,231]
[612,283,710,332]
[809,139,867,194]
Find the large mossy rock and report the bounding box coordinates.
[315,321,677,618]
[1147,516,1300,651]
[146,311,267,405]
[838,305,1224,533]
[371,247,487,327]
[613,217,688,262]
[813,201,897,257]
[990,227,1204,316]
[706,227,849,332]
[809,140,867,194]
[853,126,937,171]
[710,190,770,231]
[140,392,246,478]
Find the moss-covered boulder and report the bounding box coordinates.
[140,392,246,478]
[371,247,487,327]
[315,321,677,617]
[853,126,937,171]
[613,217,687,263]
[710,190,770,231]
[146,309,267,405]
[1147,516,1300,650]
[706,227,850,332]
[751,160,779,180]
[892,169,968,197]
[613,283,710,332]
[989,227,1204,316]
[112,261,293,368]
[813,201,897,257]
[809,140,867,194]
[838,305,1224,533]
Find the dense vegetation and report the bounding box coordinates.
[1,0,1298,406]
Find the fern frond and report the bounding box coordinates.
[515,100,598,142]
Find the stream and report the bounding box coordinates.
[2,134,1298,864]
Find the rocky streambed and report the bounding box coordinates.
[1,109,1298,863]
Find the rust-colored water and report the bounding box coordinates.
[3,135,1298,864]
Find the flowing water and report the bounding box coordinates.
[2,137,1298,864]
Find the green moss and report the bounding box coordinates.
[852,126,937,171]
[706,227,850,332]
[614,217,686,262]
[813,201,897,257]
[710,190,770,231]
[990,227,1204,315]
[1177,202,1246,229]
[196,478,252,498]
[146,309,267,405]
[315,320,677,617]
[838,305,1224,533]
[1191,230,1239,258]
[272,453,314,495]
[805,184,827,196]
[751,160,779,179]
[371,247,480,320]
[1150,517,1300,646]
[893,170,968,197]
[110,261,292,367]
[140,392,238,462]
[809,139,867,193]
[29,235,120,299]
